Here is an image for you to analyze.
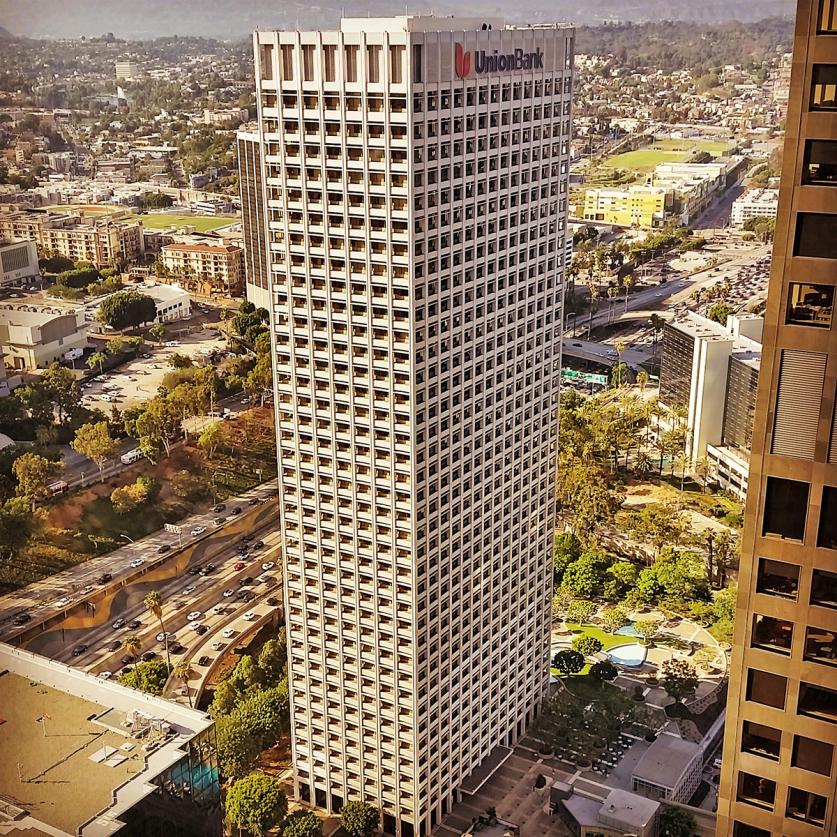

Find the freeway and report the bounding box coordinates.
[0,481,279,643]
[562,337,650,369]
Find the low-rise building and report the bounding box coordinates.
[203,107,248,127]
[161,241,244,297]
[0,643,221,837]
[0,302,88,370]
[115,60,144,80]
[582,185,671,228]
[730,187,779,227]
[141,281,191,322]
[555,786,660,837]
[0,238,39,287]
[632,734,703,804]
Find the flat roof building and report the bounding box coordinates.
[557,788,660,837]
[0,643,221,837]
[0,238,39,288]
[0,302,89,370]
[730,188,780,228]
[160,241,244,298]
[632,734,703,804]
[255,14,572,836]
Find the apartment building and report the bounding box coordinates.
[731,188,780,228]
[582,184,670,228]
[255,16,573,836]
[115,60,144,80]
[716,1,837,835]
[237,129,271,309]
[160,241,245,297]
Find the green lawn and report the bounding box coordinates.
[551,623,633,676]
[139,213,239,232]
[601,139,733,174]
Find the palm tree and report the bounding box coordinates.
[636,370,649,395]
[622,274,634,314]
[606,285,619,324]
[634,449,655,478]
[673,452,689,491]
[144,591,170,668]
[173,660,193,707]
[87,351,107,374]
[123,634,141,661]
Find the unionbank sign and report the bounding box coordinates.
[454,41,544,79]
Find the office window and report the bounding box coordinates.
[798,681,837,723]
[260,44,274,80]
[821,0,837,31]
[795,212,837,258]
[751,614,793,655]
[756,557,799,600]
[817,485,837,548]
[812,64,837,109]
[281,45,295,81]
[389,46,404,84]
[762,477,809,540]
[746,668,787,710]
[324,45,336,81]
[787,282,834,327]
[412,44,423,83]
[804,625,837,666]
[811,569,837,608]
[786,787,827,826]
[792,735,833,776]
[367,45,381,83]
[736,771,776,810]
[302,45,315,81]
[803,139,837,184]
[344,45,358,83]
[770,350,826,459]
[732,825,769,837]
[741,721,781,761]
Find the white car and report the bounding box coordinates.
[129,558,144,568]
[243,611,257,621]
[183,584,196,595]
[211,640,224,651]
[257,574,271,584]
[223,588,235,598]
[164,340,179,347]
[191,526,207,537]
[113,618,127,629]
[222,628,236,638]
[261,562,275,571]
[189,621,205,631]
[155,631,172,643]
[55,597,72,608]
[98,394,113,402]
[80,584,94,594]
[97,671,113,680]
[187,611,202,621]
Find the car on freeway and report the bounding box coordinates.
[243,611,257,621]
[257,574,271,584]
[182,584,197,594]
[239,576,253,586]
[261,562,275,571]
[266,597,280,607]
[187,566,201,575]
[213,604,228,615]
[191,526,207,537]
[230,507,242,516]
[72,644,88,657]
[252,540,264,549]
[80,584,95,594]
[112,618,127,629]
[211,641,224,651]
[212,504,226,513]
[234,561,246,571]
[200,563,216,575]
[187,611,202,621]
[194,624,208,635]
[155,631,172,643]
[223,589,236,598]
[12,612,31,626]
[54,597,72,608]
[141,651,156,662]
[248,497,260,506]
[213,516,225,525]
[170,642,187,654]
[96,573,112,584]
[157,544,171,554]
[221,628,236,638]
[239,590,255,602]
[242,534,255,543]
[97,671,113,680]
[129,558,144,568]
[237,544,249,555]
[120,655,134,665]
[197,655,211,666]
[128,619,142,630]
[106,640,122,652]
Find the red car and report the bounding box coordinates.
[234,561,246,570]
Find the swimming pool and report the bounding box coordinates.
[615,622,640,637]
[608,643,647,667]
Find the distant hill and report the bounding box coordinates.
[0,25,15,40]
[0,0,794,39]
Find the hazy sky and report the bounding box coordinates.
[0,0,794,39]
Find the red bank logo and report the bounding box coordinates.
[454,42,471,79]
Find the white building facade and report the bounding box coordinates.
[255,16,572,837]
[0,239,39,288]
[729,187,779,228]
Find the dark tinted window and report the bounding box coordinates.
[752,614,793,654]
[795,212,837,258]
[756,557,799,600]
[798,681,837,723]
[804,625,837,667]
[811,569,837,609]
[787,787,828,825]
[812,64,837,109]
[792,735,833,776]
[803,139,837,184]
[732,824,770,837]
[736,772,775,809]
[762,477,809,540]
[741,721,781,761]
[817,486,837,549]
[746,668,787,710]
[787,282,834,327]
[821,0,837,32]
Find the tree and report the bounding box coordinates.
[119,659,170,695]
[659,805,697,837]
[572,635,604,657]
[87,351,108,374]
[216,714,262,779]
[167,352,193,369]
[123,634,142,660]
[604,561,638,600]
[148,322,166,344]
[233,682,290,747]
[625,504,688,559]
[566,599,597,625]
[198,420,230,459]
[173,660,193,707]
[340,801,381,837]
[97,290,157,329]
[553,531,581,583]
[552,649,585,677]
[589,660,619,682]
[258,632,288,685]
[130,398,182,458]
[72,421,118,478]
[600,606,628,634]
[636,370,649,393]
[225,773,288,837]
[245,353,273,405]
[209,679,242,717]
[228,654,264,696]
[693,457,711,493]
[0,497,36,562]
[634,618,661,646]
[673,452,689,490]
[145,591,170,669]
[110,477,154,513]
[555,461,624,544]
[41,363,82,422]
[283,810,323,837]
[12,453,60,505]
[707,302,732,325]
[611,361,629,388]
[561,550,611,598]
[661,659,699,704]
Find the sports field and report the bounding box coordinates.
[601,138,732,173]
[139,213,239,232]
[46,204,122,216]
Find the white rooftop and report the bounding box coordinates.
[340,15,505,33]
[598,788,660,829]
[633,734,701,789]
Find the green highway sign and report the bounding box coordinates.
[561,369,609,385]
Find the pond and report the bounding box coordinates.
[615,622,640,637]
[608,643,647,667]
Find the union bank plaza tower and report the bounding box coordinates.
[253,16,574,836]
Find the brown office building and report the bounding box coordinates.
[716,1,837,835]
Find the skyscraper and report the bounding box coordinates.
[254,17,573,836]
[237,129,271,310]
[716,2,837,834]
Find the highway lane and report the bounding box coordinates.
[0,481,279,642]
